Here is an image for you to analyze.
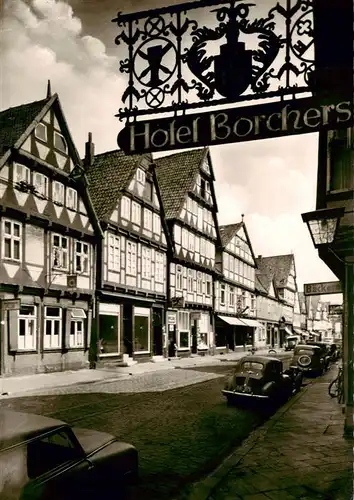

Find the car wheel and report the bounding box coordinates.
[298,355,311,368]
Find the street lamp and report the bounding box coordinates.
[301,207,345,248]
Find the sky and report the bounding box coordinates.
[0,0,343,303]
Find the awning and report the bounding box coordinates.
[311,332,321,337]
[240,318,264,328]
[294,328,309,337]
[280,326,293,335]
[217,315,246,326]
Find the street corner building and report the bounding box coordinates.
[0,86,101,376]
[154,148,218,357]
[85,141,171,365]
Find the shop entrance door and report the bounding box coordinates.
[191,320,198,353]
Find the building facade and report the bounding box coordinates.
[155,148,220,356]
[0,90,101,376]
[86,143,170,363]
[214,221,261,352]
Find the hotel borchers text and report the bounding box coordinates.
[118,98,353,154]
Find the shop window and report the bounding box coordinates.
[178,311,190,348]
[2,219,22,262]
[44,307,62,349]
[134,313,150,352]
[69,309,85,348]
[18,305,36,350]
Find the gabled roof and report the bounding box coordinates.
[219,223,242,247]
[0,93,83,170]
[154,147,207,219]
[255,274,270,294]
[255,254,294,288]
[86,149,148,221]
[0,98,50,157]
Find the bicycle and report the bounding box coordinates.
[328,365,344,404]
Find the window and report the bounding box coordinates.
[132,202,141,225]
[33,172,48,198]
[44,307,62,349]
[70,313,85,348]
[143,208,153,231]
[182,229,188,248]
[126,241,137,275]
[75,241,89,274]
[178,311,190,348]
[66,188,77,210]
[329,132,354,191]
[54,132,67,153]
[220,284,226,305]
[35,123,47,142]
[134,309,150,352]
[142,246,152,280]
[27,429,82,479]
[229,287,235,306]
[188,232,195,252]
[187,269,193,292]
[2,220,21,261]
[206,279,211,297]
[18,305,36,350]
[145,179,153,200]
[153,213,161,234]
[155,252,164,283]
[53,181,64,204]
[197,272,203,294]
[251,294,256,312]
[200,178,206,199]
[121,196,131,219]
[176,265,183,291]
[136,168,145,185]
[14,163,30,184]
[108,234,120,271]
[52,234,68,270]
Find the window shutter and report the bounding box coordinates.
[85,309,92,351]
[63,309,71,349]
[8,310,18,352]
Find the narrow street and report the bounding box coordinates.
[2,358,291,500]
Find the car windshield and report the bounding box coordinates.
[241,361,263,372]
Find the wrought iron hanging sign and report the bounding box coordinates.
[113,0,316,121]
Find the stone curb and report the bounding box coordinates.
[185,381,312,500]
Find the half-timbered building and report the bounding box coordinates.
[214,220,261,352]
[255,254,297,347]
[155,148,221,356]
[0,87,101,376]
[85,142,170,363]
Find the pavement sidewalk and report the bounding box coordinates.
[187,365,353,500]
[0,348,288,397]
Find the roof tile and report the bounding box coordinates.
[255,255,294,288]
[154,148,206,219]
[219,223,242,247]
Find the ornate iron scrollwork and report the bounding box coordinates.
[112,0,314,121]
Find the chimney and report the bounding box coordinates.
[46,79,52,98]
[84,132,95,167]
[258,255,262,259]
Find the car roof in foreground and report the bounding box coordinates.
[0,410,66,452]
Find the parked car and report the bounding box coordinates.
[328,343,341,362]
[0,410,138,500]
[289,344,326,375]
[305,341,332,370]
[222,356,303,405]
[284,335,300,351]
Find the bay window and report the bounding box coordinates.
[3,219,22,261]
[18,305,36,350]
[178,311,190,348]
[44,307,62,349]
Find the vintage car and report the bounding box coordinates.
[284,335,300,351]
[222,356,303,405]
[289,344,326,375]
[306,341,332,370]
[0,410,138,500]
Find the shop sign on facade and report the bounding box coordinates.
[2,299,20,311]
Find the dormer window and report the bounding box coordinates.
[54,132,67,153]
[35,123,47,142]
